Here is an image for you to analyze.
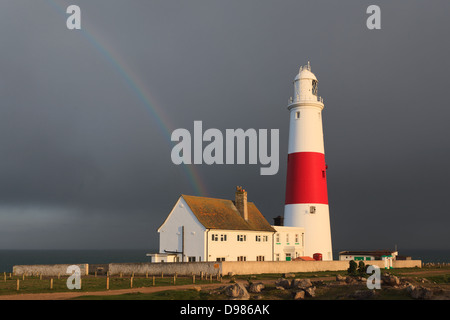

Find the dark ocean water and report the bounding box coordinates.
[0,249,448,272]
[0,249,157,272]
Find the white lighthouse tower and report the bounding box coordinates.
[284,62,333,260]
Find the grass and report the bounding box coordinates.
[0,274,220,296]
[72,289,211,300]
[2,266,449,299]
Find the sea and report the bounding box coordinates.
[0,248,449,272]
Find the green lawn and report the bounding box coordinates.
[0,275,219,296]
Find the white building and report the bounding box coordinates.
[148,187,305,262]
[273,226,305,261]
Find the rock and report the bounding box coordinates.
[292,278,312,289]
[405,284,415,294]
[275,286,285,291]
[382,274,400,286]
[410,286,433,300]
[225,283,250,300]
[275,278,291,289]
[345,276,356,284]
[192,286,202,292]
[312,280,325,286]
[349,290,376,300]
[293,290,305,300]
[248,282,265,293]
[336,274,346,282]
[303,286,316,298]
[284,273,296,278]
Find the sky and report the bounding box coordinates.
[0,0,449,252]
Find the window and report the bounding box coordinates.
[188,257,196,262]
[237,256,247,262]
[295,234,299,243]
[310,206,316,214]
[295,111,300,119]
[255,235,261,242]
[286,234,289,244]
[216,257,226,261]
[237,235,246,242]
[220,234,227,241]
[212,234,218,241]
[276,233,280,243]
[302,233,305,246]
[275,254,280,261]
[312,80,318,95]
[285,253,292,261]
[263,235,268,242]
[256,256,265,261]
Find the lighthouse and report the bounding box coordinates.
[284,62,333,260]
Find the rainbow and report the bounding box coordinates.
[46,0,208,196]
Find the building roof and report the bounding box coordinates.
[181,195,276,232]
[339,250,397,258]
[293,256,316,261]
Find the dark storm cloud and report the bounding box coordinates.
[0,1,449,250]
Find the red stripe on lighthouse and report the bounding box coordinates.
[285,152,328,205]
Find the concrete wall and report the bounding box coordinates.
[220,260,422,275]
[108,262,222,276]
[13,264,89,276]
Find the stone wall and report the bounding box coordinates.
[108,262,221,276]
[13,264,89,276]
[220,260,422,275]
[12,260,421,277]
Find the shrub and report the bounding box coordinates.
[347,260,358,276]
[357,261,367,276]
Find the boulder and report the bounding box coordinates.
[248,282,265,293]
[303,286,316,298]
[345,276,357,284]
[336,274,346,282]
[382,274,401,286]
[410,286,433,300]
[291,278,312,289]
[225,283,250,300]
[283,273,296,278]
[293,290,305,300]
[275,278,291,289]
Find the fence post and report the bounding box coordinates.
[16,279,20,291]
[106,276,110,290]
[193,275,195,284]
[130,277,133,288]
[50,279,53,290]
[152,276,155,286]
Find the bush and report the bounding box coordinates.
[347,260,358,276]
[357,261,367,276]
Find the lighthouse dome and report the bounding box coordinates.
[294,63,317,81]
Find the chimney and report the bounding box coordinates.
[273,215,284,226]
[235,186,248,221]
